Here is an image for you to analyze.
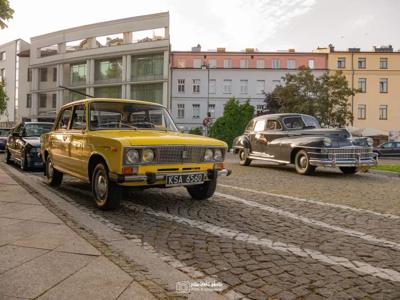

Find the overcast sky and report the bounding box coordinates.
[1,0,399,52]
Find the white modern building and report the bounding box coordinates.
[170,48,328,131]
[0,39,30,126]
[19,12,170,121]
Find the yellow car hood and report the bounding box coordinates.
[89,130,227,147]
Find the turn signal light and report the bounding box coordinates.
[214,162,224,170]
[122,166,137,175]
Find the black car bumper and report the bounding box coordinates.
[26,150,44,168]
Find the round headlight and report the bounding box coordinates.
[126,149,140,164]
[323,137,332,147]
[367,138,373,147]
[214,149,223,161]
[204,149,214,161]
[142,149,155,162]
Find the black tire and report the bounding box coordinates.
[294,150,316,175]
[5,149,11,164]
[340,167,358,174]
[92,162,121,210]
[46,155,63,186]
[239,149,252,166]
[20,151,29,171]
[186,177,217,200]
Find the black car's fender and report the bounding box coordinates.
[232,135,251,154]
[277,136,326,163]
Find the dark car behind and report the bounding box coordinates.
[0,128,12,152]
[374,141,400,157]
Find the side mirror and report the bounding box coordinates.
[178,126,185,133]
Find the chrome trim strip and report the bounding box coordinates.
[248,155,290,164]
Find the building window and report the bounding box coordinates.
[131,54,162,81]
[71,63,86,84]
[272,79,281,87]
[192,104,200,119]
[177,59,186,68]
[177,79,185,93]
[177,104,185,119]
[26,94,31,108]
[223,59,232,68]
[337,57,346,69]
[357,104,366,119]
[0,68,4,81]
[40,68,48,82]
[256,104,264,115]
[223,79,232,94]
[380,58,388,69]
[130,83,162,103]
[256,60,265,68]
[308,59,315,69]
[193,58,201,68]
[358,58,366,69]
[53,67,57,82]
[240,59,249,68]
[209,79,216,94]
[379,105,388,120]
[208,59,217,68]
[256,80,265,94]
[192,79,200,93]
[272,59,280,69]
[52,94,57,108]
[95,58,122,82]
[27,69,32,82]
[240,80,248,94]
[358,78,366,93]
[208,104,216,118]
[379,78,388,93]
[287,59,296,69]
[39,94,47,108]
[0,51,5,61]
[95,85,122,98]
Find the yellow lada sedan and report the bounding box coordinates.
[41,98,231,210]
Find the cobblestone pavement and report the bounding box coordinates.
[3,154,400,300]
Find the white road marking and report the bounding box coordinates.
[219,184,400,219]
[123,202,400,283]
[215,192,400,251]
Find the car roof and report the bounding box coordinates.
[252,113,311,121]
[60,98,163,110]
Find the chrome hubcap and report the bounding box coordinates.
[96,173,107,200]
[48,160,54,178]
[299,155,308,169]
[240,150,245,161]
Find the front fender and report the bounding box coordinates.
[232,135,251,153]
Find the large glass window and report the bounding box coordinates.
[71,63,87,84]
[287,59,296,69]
[337,57,346,68]
[358,104,366,119]
[177,104,185,119]
[94,86,122,98]
[223,80,232,94]
[71,105,86,130]
[358,78,366,93]
[240,80,248,94]
[379,78,388,93]
[379,105,388,120]
[358,58,366,69]
[130,83,163,104]
[192,104,200,119]
[380,58,388,69]
[131,54,163,81]
[95,58,122,82]
[39,94,47,108]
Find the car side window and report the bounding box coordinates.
[382,143,393,148]
[245,120,254,132]
[254,120,266,132]
[266,120,282,130]
[56,107,72,130]
[70,105,86,130]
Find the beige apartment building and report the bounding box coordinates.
[317,45,400,132]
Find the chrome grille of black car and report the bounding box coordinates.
[156,146,207,163]
[323,148,372,160]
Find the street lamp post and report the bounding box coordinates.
[201,62,210,136]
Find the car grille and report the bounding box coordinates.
[156,146,207,164]
[322,148,372,160]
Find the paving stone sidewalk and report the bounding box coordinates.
[0,168,155,300]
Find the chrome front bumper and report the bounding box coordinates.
[309,158,377,167]
[109,168,232,184]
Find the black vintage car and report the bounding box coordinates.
[233,113,377,175]
[373,141,400,157]
[6,122,53,170]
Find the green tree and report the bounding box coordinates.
[209,97,254,148]
[268,67,355,127]
[0,0,14,29]
[0,81,8,117]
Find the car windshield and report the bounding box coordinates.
[0,129,10,136]
[24,124,53,137]
[89,101,177,132]
[283,115,321,129]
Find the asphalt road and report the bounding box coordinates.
[2,153,400,300]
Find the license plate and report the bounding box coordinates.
[166,173,204,187]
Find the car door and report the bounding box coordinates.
[395,142,400,156]
[50,106,72,171]
[68,104,87,178]
[249,118,267,155]
[263,119,286,159]
[380,142,394,157]
[8,124,21,159]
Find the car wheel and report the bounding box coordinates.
[294,150,316,175]
[92,162,121,210]
[20,151,29,171]
[5,149,11,164]
[239,149,252,166]
[186,177,217,200]
[46,156,63,186]
[339,167,358,174]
